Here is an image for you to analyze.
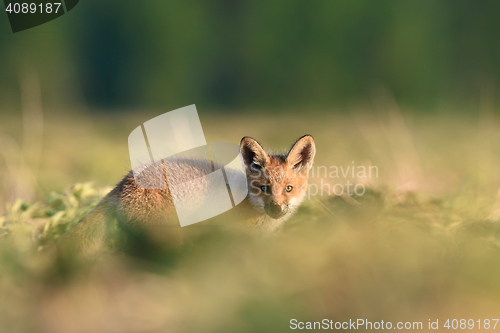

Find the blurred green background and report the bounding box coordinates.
[2,0,500,204]
[1,0,500,111]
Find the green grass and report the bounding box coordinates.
[2,108,500,332]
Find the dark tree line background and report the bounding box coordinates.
[0,0,499,112]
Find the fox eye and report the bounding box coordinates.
[260,185,270,194]
[285,185,293,192]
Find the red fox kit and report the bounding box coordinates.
[58,135,316,259]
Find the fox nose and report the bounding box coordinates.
[265,202,288,219]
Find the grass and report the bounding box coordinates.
[2,103,500,332]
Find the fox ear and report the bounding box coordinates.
[240,137,270,172]
[286,135,316,172]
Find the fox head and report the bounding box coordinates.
[240,135,316,220]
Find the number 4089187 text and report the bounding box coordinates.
[5,3,62,14]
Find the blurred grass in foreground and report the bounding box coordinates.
[2,182,500,333]
[2,101,500,332]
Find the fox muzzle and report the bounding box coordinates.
[265,202,288,219]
